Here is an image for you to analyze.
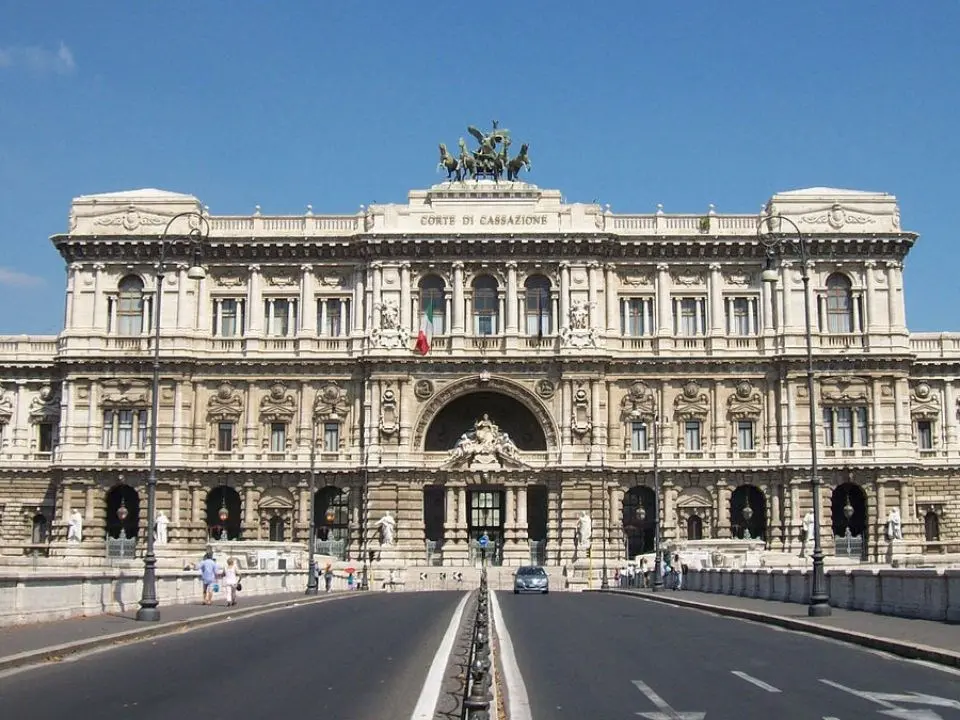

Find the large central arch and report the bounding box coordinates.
[414,375,558,451]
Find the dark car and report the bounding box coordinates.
[513,565,549,594]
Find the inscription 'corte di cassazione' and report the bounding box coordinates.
[420,214,549,227]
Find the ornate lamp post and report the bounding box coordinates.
[600,480,610,590]
[759,214,832,617]
[843,494,854,526]
[306,420,319,595]
[642,416,664,592]
[136,212,208,622]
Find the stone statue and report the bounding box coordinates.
[377,511,396,546]
[446,414,523,468]
[67,510,83,543]
[800,511,814,556]
[155,511,169,545]
[886,508,903,541]
[569,299,591,330]
[576,511,592,553]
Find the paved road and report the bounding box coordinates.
[0,591,466,720]
[497,591,960,719]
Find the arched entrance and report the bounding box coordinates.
[206,486,242,540]
[105,485,140,540]
[315,486,348,541]
[831,482,866,558]
[622,486,656,558]
[730,485,766,540]
[423,391,547,452]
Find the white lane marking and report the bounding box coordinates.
[409,592,470,720]
[819,679,958,718]
[731,670,781,693]
[489,590,533,720]
[631,680,706,719]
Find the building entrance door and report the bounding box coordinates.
[468,489,505,566]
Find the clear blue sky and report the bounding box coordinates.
[1,1,958,334]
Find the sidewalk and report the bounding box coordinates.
[601,588,960,668]
[0,589,347,668]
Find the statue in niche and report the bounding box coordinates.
[886,508,903,541]
[67,510,83,543]
[799,511,814,557]
[576,511,592,554]
[377,511,396,546]
[154,512,170,545]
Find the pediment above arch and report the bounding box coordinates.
[676,487,713,508]
[258,487,294,510]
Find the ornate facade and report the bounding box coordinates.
[1,180,958,566]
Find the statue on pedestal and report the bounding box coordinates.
[446,414,523,469]
[886,508,903,541]
[67,510,83,543]
[155,512,170,545]
[377,511,396,546]
[576,511,592,554]
[799,511,814,557]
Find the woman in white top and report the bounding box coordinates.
[223,557,241,606]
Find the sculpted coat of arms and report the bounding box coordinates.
[446,414,525,469]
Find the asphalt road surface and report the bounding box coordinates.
[0,591,466,720]
[496,591,960,719]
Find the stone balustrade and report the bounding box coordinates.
[683,567,960,623]
[0,568,309,626]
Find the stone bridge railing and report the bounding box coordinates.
[684,567,960,623]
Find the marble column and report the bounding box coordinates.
[452,262,465,334]
[399,263,411,332]
[559,263,570,327]
[886,261,904,332]
[656,263,671,336]
[371,263,382,329]
[352,265,365,335]
[587,261,600,329]
[605,263,619,334]
[779,261,794,332]
[505,262,518,334]
[171,485,182,525]
[301,265,317,334]
[708,263,724,337]
[247,265,263,335]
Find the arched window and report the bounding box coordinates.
[419,275,446,335]
[524,275,552,336]
[268,516,286,542]
[924,511,940,542]
[825,274,853,333]
[117,275,145,336]
[472,275,499,336]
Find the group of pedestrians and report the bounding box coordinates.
[616,553,685,590]
[198,551,242,606]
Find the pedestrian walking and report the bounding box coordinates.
[324,562,334,593]
[638,557,648,588]
[673,553,684,590]
[198,551,218,605]
[223,556,241,606]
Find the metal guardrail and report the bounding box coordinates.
[834,531,864,559]
[462,569,494,719]
[105,533,137,559]
[314,539,346,560]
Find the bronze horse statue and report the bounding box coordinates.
[438,143,461,181]
[507,143,531,181]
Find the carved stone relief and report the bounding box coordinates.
[820,376,871,405]
[29,386,60,421]
[100,379,150,408]
[559,299,602,348]
[0,391,12,423]
[379,386,399,438]
[259,383,296,422]
[314,382,349,420]
[207,383,243,421]
[535,379,555,400]
[727,380,763,420]
[571,383,592,437]
[413,379,434,401]
[910,382,940,421]
[620,381,655,421]
[370,300,410,349]
[674,381,709,419]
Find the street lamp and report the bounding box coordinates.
[136,211,208,622]
[600,480,610,590]
[306,420,319,594]
[758,214,832,617]
[642,416,665,592]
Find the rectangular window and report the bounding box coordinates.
[836,407,853,448]
[217,422,234,452]
[323,422,340,452]
[419,289,445,335]
[855,407,869,446]
[676,298,704,337]
[729,298,751,336]
[117,409,134,450]
[823,406,868,447]
[265,298,297,337]
[737,420,755,450]
[630,421,648,452]
[216,299,245,337]
[38,422,55,453]
[473,288,498,336]
[822,408,834,446]
[917,420,933,450]
[317,298,353,337]
[623,298,653,337]
[270,422,286,452]
[138,410,148,449]
[524,289,551,336]
[102,410,114,448]
[684,420,701,451]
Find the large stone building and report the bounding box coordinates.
[1,171,958,568]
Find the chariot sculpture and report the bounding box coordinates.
[438,120,532,183]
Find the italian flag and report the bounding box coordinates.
[415,302,434,355]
